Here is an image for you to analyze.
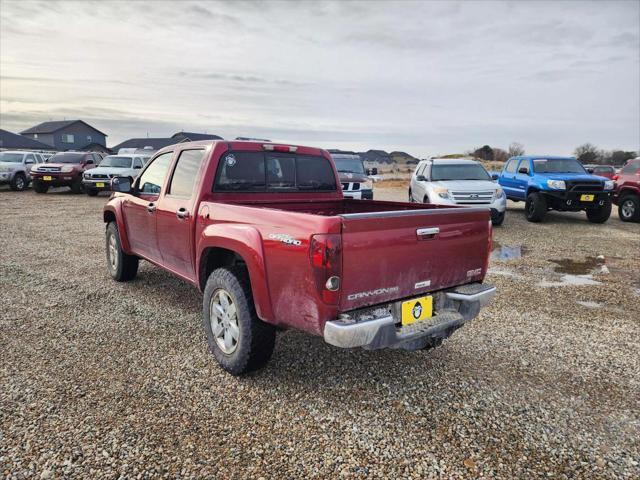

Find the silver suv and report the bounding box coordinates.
[409,158,507,226]
[0,151,45,191]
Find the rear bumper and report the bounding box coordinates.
[32,173,77,186]
[324,283,496,350]
[343,189,373,200]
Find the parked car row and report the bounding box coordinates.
[407,156,640,224]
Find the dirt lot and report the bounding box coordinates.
[1,185,639,479]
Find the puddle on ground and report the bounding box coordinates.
[549,256,608,275]
[491,241,528,260]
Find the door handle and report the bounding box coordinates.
[176,208,189,219]
[417,227,439,240]
[147,202,156,213]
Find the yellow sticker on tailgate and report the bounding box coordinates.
[401,296,433,326]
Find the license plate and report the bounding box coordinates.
[96,182,105,188]
[43,176,52,181]
[580,194,594,201]
[401,295,433,326]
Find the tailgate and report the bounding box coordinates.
[339,207,491,311]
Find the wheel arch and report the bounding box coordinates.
[103,201,132,253]
[197,226,273,322]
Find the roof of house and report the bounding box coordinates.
[110,137,186,151]
[171,131,223,141]
[21,120,108,137]
[0,129,53,150]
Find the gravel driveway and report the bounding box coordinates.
[1,186,639,479]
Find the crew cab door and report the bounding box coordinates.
[156,148,207,280]
[123,151,174,262]
[513,159,531,197]
[499,158,520,198]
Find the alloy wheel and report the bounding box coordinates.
[108,233,118,272]
[621,199,635,219]
[210,289,240,354]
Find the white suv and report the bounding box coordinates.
[409,158,507,226]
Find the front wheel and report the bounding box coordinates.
[492,211,505,226]
[618,194,640,222]
[70,179,83,194]
[33,181,49,194]
[525,192,547,222]
[106,222,138,281]
[586,199,612,223]
[203,266,276,375]
[10,173,27,191]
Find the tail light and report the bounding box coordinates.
[613,174,619,181]
[484,219,493,274]
[310,234,342,304]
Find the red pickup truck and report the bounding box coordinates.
[613,158,640,222]
[104,141,495,375]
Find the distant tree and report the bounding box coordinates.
[473,145,494,161]
[574,143,600,164]
[508,142,525,158]
[493,148,509,163]
[607,150,637,166]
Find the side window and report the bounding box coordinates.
[138,152,173,194]
[505,159,518,174]
[24,154,36,164]
[168,149,206,197]
[133,157,144,169]
[517,159,530,174]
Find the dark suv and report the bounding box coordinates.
[31,152,100,193]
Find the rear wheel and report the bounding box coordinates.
[33,181,49,194]
[106,222,138,281]
[525,192,547,222]
[10,173,27,191]
[618,194,640,222]
[586,199,612,223]
[203,266,276,375]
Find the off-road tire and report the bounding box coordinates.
[10,173,27,191]
[203,266,276,375]
[70,179,83,194]
[87,188,99,197]
[492,211,505,226]
[423,195,429,204]
[618,194,640,222]
[106,222,138,281]
[33,181,49,194]
[586,199,612,224]
[525,192,547,222]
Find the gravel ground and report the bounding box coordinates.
[1,185,639,479]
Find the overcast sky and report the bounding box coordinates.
[1,0,638,156]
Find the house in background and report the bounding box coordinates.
[171,131,223,142]
[0,129,54,151]
[112,131,223,153]
[21,120,107,152]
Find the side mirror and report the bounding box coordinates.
[371,167,378,175]
[111,176,132,193]
[586,168,594,174]
[491,173,499,180]
[416,175,427,182]
[518,167,528,175]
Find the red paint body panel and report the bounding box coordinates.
[105,140,492,338]
[613,160,640,204]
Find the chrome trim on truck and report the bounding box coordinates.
[324,283,496,349]
[339,206,490,220]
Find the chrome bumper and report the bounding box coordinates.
[324,283,496,349]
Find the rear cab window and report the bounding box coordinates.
[214,151,337,192]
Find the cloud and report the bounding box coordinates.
[0,0,638,154]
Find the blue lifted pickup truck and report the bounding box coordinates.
[498,156,615,223]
